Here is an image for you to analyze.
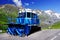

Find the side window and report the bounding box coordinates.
[27,12,31,18]
[34,14,38,18]
[31,13,34,18]
[19,13,26,18]
[32,13,38,18]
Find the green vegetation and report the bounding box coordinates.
[0,30,7,34]
[42,21,60,30]
[0,4,18,32]
[50,21,60,29]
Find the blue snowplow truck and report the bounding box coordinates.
[7,11,41,37]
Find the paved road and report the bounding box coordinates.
[0,29,60,40]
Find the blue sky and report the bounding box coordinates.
[0,0,60,13]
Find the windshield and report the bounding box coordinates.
[18,12,38,18]
[27,12,38,18]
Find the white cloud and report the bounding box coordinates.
[13,0,18,2]
[13,0,22,7]
[31,2,34,4]
[24,3,29,6]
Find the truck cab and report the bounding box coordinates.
[16,12,40,26]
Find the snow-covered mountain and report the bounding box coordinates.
[32,9,60,25]
[44,10,60,19]
[55,13,60,19]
